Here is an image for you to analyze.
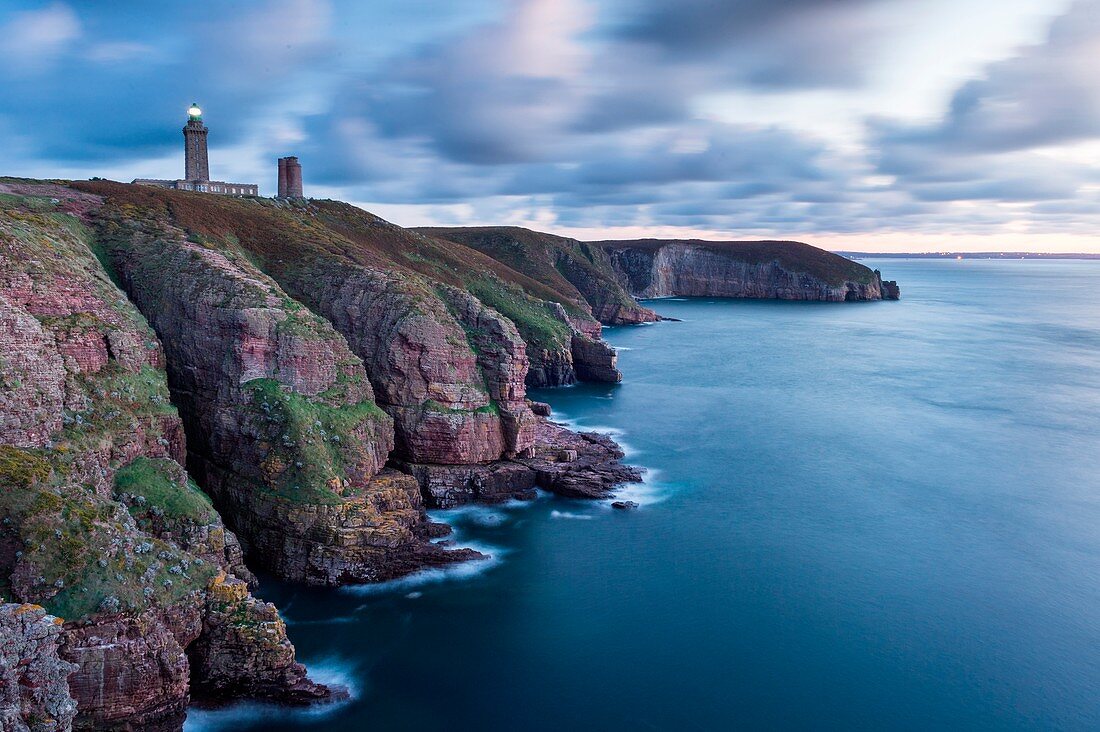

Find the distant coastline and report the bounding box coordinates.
[836,251,1100,260]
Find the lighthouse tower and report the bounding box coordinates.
[132,104,258,195]
[183,103,209,182]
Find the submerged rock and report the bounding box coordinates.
[527,400,553,417]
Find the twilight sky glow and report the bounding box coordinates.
[3,0,1100,251]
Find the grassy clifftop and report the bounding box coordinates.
[592,238,878,286]
[70,182,592,362]
[418,226,658,325]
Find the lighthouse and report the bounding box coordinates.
[133,103,259,196]
[183,103,210,182]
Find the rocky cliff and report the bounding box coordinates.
[0,183,332,729]
[0,603,77,732]
[420,226,661,385]
[594,239,900,301]
[419,227,659,325]
[1,178,893,730]
[80,185,472,586]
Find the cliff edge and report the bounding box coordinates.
[593,239,900,301]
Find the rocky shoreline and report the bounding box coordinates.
[0,178,894,731]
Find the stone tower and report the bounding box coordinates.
[277,156,303,198]
[183,103,209,182]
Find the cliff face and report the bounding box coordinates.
[419,226,660,385]
[596,240,900,301]
[82,188,475,586]
[0,184,331,729]
[418,227,658,325]
[0,178,899,730]
[0,603,77,732]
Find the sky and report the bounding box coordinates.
[2,0,1099,252]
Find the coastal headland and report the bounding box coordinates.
[0,178,896,730]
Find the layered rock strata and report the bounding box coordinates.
[0,603,77,732]
[396,415,642,508]
[598,240,900,301]
[86,197,468,586]
[0,188,332,729]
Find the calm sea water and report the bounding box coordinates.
[187,260,1100,731]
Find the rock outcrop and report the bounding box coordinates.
[570,334,622,384]
[187,573,330,705]
[80,190,473,586]
[418,226,659,325]
[418,226,646,386]
[0,186,333,728]
[0,603,77,732]
[1,178,901,730]
[596,239,900,301]
[61,605,201,731]
[396,415,641,508]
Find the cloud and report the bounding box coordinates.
[348,0,594,164]
[863,0,1100,223]
[0,0,334,164]
[873,0,1100,155]
[4,0,1100,247]
[609,0,887,89]
[0,2,80,72]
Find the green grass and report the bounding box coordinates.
[52,363,177,478]
[0,446,51,488]
[0,455,217,621]
[114,457,215,523]
[466,279,572,352]
[244,378,389,504]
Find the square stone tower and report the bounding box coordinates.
[183,103,209,182]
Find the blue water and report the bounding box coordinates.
[187,260,1100,731]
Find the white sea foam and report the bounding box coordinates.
[429,499,528,528]
[550,510,595,520]
[605,467,672,507]
[340,540,505,596]
[183,658,359,731]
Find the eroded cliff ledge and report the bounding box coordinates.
[593,239,900,301]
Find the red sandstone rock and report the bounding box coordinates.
[273,258,537,464]
[0,603,77,732]
[1,191,335,728]
[188,574,331,705]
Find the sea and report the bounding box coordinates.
[185,259,1100,731]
